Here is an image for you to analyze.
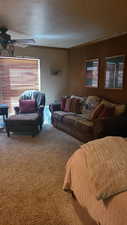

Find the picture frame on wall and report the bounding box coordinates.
[105,55,125,89]
[84,58,99,88]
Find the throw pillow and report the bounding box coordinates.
[61,97,67,111]
[70,98,82,113]
[90,103,105,120]
[99,106,115,118]
[100,99,114,107]
[64,98,72,112]
[81,96,101,119]
[114,104,126,116]
[70,95,85,102]
[19,99,36,113]
[85,96,101,110]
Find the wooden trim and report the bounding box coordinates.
[70,33,127,49]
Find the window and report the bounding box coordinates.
[0,57,40,113]
[84,59,99,88]
[105,55,125,89]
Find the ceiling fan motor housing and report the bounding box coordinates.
[0,27,12,49]
[0,26,35,51]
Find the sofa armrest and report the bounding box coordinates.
[49,103,61,113]
[93,116,127,138]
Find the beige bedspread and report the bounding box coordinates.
[63,137,127,225]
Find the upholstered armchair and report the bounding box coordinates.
[5,90,45,137]
[14,90,45,129]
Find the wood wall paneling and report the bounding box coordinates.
[69,34,127,103]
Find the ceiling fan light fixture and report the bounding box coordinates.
[0,27,35,56]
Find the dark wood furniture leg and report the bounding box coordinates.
[6,128,10,137]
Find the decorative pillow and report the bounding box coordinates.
[85,96,101,110]
[114,104,126,116]
[81,96,101,118]
[90,103,105,120]
[99,106,115,118]
[100,99,114,107]
[61,97,67,111]
[64,98,72,112]
[70,98,82,113]
[19,99,36,113]
[70,95,85,102]
[81,102,89,114]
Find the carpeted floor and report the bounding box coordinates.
[0,125,96,225]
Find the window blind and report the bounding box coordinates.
[0,57,40,113]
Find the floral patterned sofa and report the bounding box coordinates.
[49,96,127,142]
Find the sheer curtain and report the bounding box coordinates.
[0,57,40,113]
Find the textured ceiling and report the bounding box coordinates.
[0,0,127,48]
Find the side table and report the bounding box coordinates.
[0,104,9,121]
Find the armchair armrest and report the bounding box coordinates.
[93,116,127,138]
[49,103,61,113]
[38,105,45,114]
[14,106,20,114]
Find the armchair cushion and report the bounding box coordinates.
[19,99,36,113]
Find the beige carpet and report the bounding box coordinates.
[0,125,97,225]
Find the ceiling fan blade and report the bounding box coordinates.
[12,39,35,45]
[12,43,28,48]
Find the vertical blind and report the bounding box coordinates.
[0,57,40,113]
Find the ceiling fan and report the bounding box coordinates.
[0,27,35,56]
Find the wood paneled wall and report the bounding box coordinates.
[69,34,127,103]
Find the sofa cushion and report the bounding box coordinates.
[62,114,93,127]
[7,113,39,121]
[75,117,93,127]
[62,115,77,126]
[53,111,75,121]
[81,111,92,120]
[6,113,39,126]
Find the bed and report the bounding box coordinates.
[63,136,127,225]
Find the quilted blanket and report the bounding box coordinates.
[81,136,127,200]
[63,136,127,225]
